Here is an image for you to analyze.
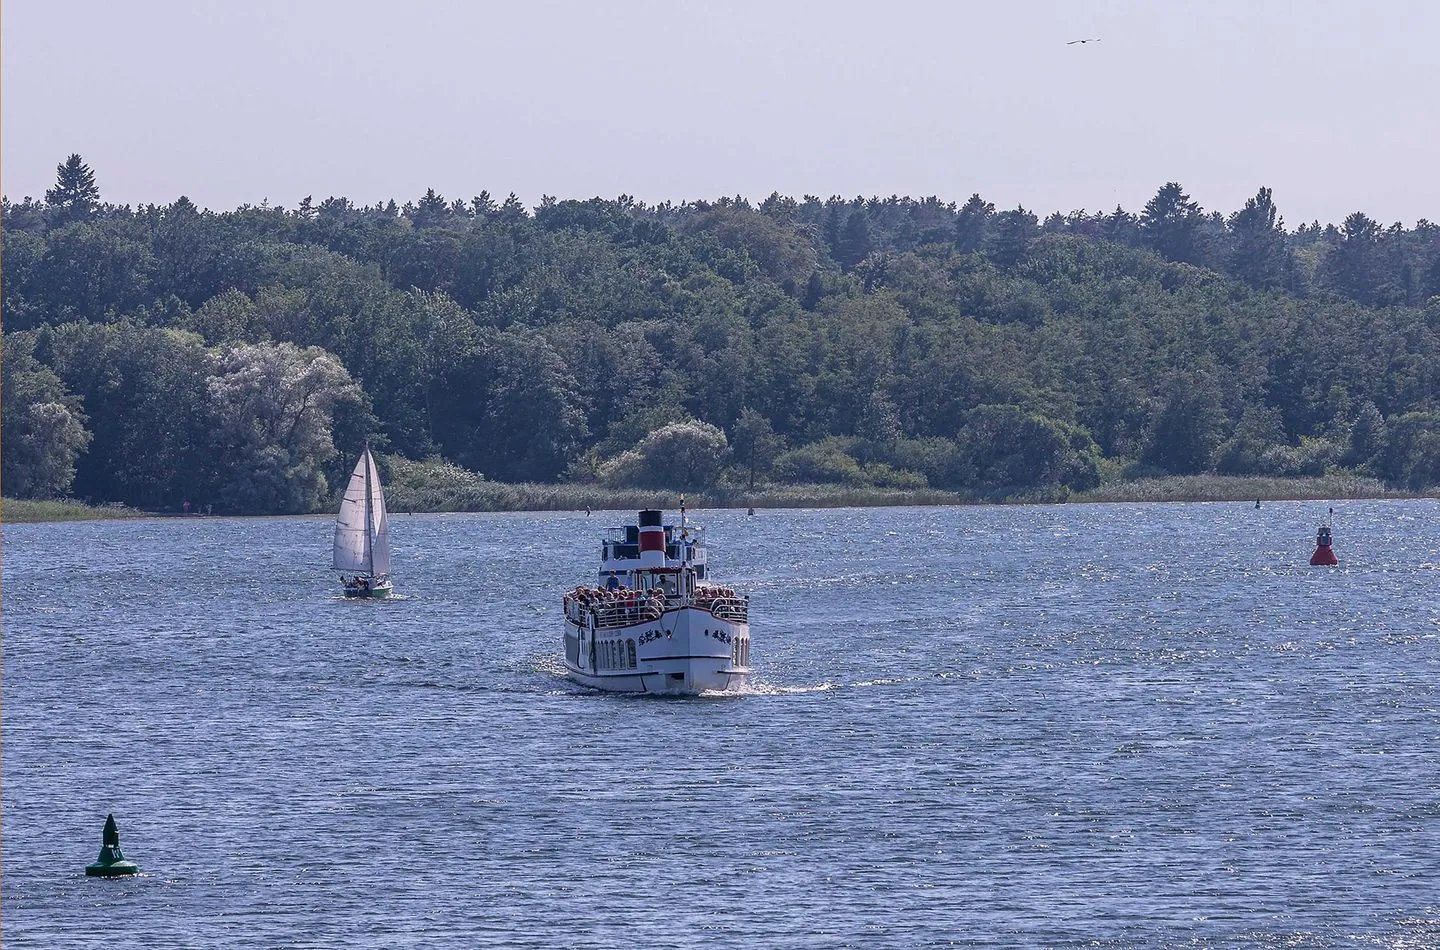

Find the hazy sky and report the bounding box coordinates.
[4,0,1438,227]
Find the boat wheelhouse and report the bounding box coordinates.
[562,507,750,695]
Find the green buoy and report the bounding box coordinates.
[85,814,140,877]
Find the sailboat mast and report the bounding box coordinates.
[362,449,373,574]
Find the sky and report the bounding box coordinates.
[4,0,1438,228]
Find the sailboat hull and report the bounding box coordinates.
[342,581,394,599]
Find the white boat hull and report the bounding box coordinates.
[563,605,750,695]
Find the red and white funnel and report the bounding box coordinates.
[638,509,666,568]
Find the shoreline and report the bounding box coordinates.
[4,475,1432,523]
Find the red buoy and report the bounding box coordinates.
[1310,521,1338,566]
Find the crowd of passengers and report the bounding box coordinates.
[564,583,746,623]
[566,585,666,623]
[695,584,743,606]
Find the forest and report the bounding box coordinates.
[4,154,1440,514]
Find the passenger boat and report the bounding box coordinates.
[562,507,750,694]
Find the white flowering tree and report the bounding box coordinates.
[207,341,363,512]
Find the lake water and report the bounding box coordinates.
[3,501,1439,948]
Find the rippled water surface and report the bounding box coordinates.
[4,501,1439,947]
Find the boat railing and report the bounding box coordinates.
[564,591,748,626]
[565,597,665,629]
[701,595,749,623]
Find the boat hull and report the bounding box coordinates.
[342,582,393,599]
[563,605,749,695]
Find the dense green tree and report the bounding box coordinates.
[1214,405,1288,474]
[856,388,902,457]
[600,420,728,489]
[730,408,784,489]
[33,321,215,507]
[956,405,1100,494]
[954,194,994,253]
[1,229,50,328]
[1322,212,1384,305]
[31,220,155,322]
[1140,375,1226,475]
[144,196,259,307]
[1,196,50,232]
[1102,205,1140,245]
[430,330,588,482]
[687,205,818,293]
[1347,400,1389,468]
[772,437,866,485]
[986,206,1039,270]
[1376,412,1440,489]
[1,335,92,497]
[836,206,873,270]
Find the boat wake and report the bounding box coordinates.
[736,681,838,696]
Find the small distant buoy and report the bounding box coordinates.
[85,814,140,877]
[747,507,755,516]
[1255,498,1261,509]
[1310,521,1338,566]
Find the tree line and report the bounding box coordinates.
[5,154,1440,513]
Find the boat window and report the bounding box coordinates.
[627,639,637,669]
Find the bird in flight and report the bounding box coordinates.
[1066,38,1101,44]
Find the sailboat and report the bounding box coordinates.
[333,447,394,598]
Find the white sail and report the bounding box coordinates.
[366,449,391,577]
[333,450,380,574]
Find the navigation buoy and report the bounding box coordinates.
[1310,509,1338,566]
[1255,498,1261,509]
[85,814,140,877]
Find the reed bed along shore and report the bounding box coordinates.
[383,469,1425,513]
[1070,473,1415,504]
[2,498,147,523]
[4,475,1429,523]
[385,481,969,513]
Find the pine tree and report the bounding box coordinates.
[44,153,100,224]
[1140,182,1205,265]
[954,194,994,253]
[411,188,450,228]
[1227,187,1288,289]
